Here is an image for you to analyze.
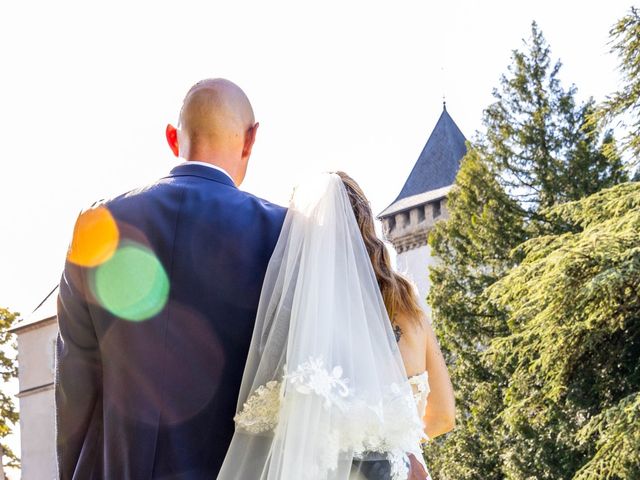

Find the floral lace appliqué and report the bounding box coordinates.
[233,380,282,434]
[286,357,350,407]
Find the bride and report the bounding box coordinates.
[217,172,455,480]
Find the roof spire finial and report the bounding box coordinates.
[441,65,447,111]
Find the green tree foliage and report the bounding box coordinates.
[424,147,527,479]
[0,308,18,470]
[595,7,640,167]
[563,102,627,201]
[424,20,632,480]
[482,22,627,212]
[487,182,640,479]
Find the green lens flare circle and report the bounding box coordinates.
[93,244,170,322]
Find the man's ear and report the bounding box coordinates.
[166,124,180,157]
[242,122,259,160]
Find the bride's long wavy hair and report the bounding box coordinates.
[335,171,423,324]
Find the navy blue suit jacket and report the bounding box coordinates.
[55,163,287,479]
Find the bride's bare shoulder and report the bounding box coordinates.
[393,310,429,342]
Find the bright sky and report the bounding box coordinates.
[0,0,635,475]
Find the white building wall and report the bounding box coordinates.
[18,388,56,480]
[395,244,439,318]
[15,320,58,480]
[17,325,56,391]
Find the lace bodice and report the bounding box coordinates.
[408,371,430,430]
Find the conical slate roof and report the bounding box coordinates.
[379,105,467,217]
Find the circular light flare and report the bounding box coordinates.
[67,206,120,267]
[91,243,170,322]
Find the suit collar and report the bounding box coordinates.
[168,162,237,188]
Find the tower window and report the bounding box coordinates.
[433,201,441,218]
[397,212,409,228]
[386,216,396,232]
[417,207,425,222]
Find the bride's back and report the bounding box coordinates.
[393,311,428,377]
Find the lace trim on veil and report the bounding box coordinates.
[234,357,427,480]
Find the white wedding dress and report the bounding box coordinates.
[217,173,431,480]
[409,372,430,427]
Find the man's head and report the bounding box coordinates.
[166,78,258,186]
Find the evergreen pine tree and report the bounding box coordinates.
[424,147,527,479]
[486,182,640,479]
[482,22,626,213]
[424,21,629,479]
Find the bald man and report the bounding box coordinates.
[55,79,287,479]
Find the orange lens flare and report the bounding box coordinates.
[67,206,120,267]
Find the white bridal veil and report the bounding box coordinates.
[217,173,426,480]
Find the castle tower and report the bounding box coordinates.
[378,104,467,313]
